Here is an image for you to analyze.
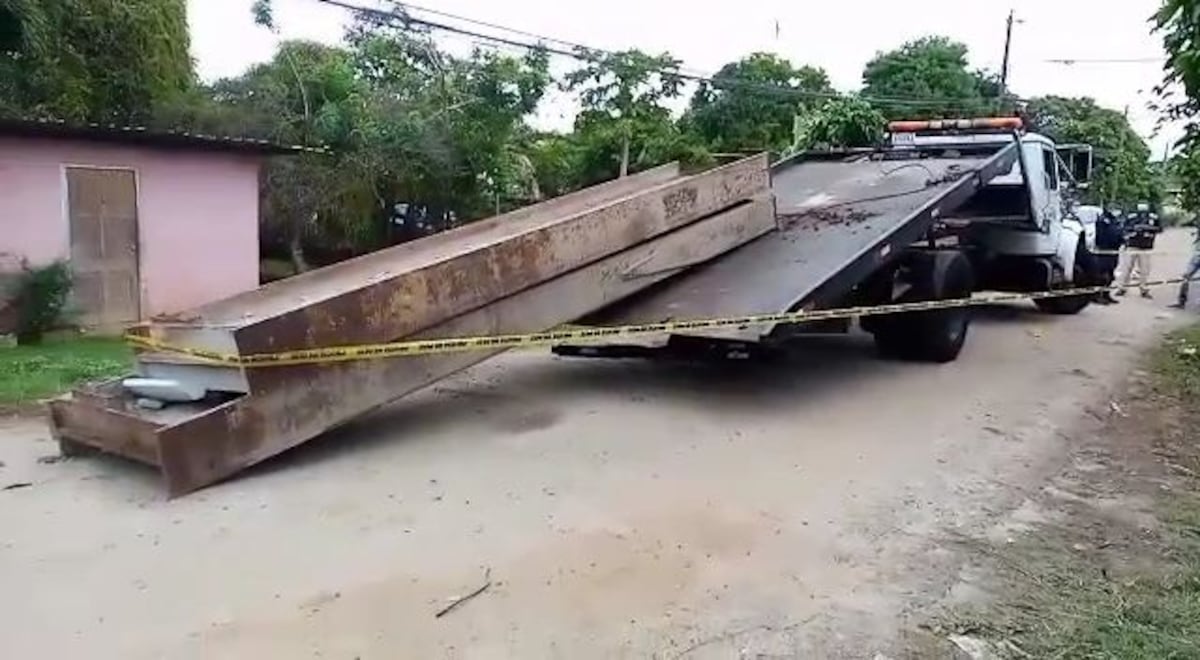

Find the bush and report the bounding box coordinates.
[6,260,73,345]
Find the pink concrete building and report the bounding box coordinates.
[0,118,305,329]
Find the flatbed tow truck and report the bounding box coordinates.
[49,117,1092,494]
[559,117,1095,361]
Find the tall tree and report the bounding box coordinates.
[1024,96,1160,208]
[564,49,695,179]
[861,36,999,120]
[684,53,833,153]
[174,40,371,270]
[0,0,193,122]
[190,9,554,268]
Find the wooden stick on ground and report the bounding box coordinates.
[435,568,492,619]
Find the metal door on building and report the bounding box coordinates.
[65,167,140,328]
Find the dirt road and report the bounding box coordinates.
[1,230,1195,658]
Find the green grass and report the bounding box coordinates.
[933,323,1200,659]
[937,527,1200,660]
[1155,324,1200,400]
[0,336,132,405]
[1041,561,1200,659]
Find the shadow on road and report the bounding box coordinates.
[251,332,909,477]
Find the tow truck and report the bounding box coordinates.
[559,117,1095,363]
[49,117,1093,494]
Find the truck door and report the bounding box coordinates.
[1028,144,1062,233]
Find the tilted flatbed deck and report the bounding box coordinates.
[573,143,1019,345]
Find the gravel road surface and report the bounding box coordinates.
[0,229,1194,658]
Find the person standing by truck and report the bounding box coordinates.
[1117,203,1162,298]
[1170,214,1200,309]
[1093,207,1125,304]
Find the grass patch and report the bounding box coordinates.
[1028,559,1200,659]
[930,323,1200,659]
[0,335,131,406]
[935,529,1200,659]
[1155,324,1200,400]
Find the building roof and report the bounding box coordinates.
[0,117,324,156]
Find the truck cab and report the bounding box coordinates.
[887,118,1095,313]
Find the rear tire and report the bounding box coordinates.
[870,250,974,363]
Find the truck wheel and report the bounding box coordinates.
[1033,241,1092,315]
[871,250,974,363]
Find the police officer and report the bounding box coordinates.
[1117,202,1162,298]
[1093,207,1125,304]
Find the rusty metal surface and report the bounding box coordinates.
[230,156,767,357]
[48,396,165,467]
[53,196,775,495]
[589,152,1001,326]
[156,197,773,494]
[184,164,679,324]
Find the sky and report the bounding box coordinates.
[187,0,1181,156]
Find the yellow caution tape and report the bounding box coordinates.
[125,277,1193,368]
[1091,248,1193,256]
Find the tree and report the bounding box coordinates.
[0,0,193,122]
[1155,0,1200,143]
[1154,0,1200,215]
[564,49,696,179]
[199,40,373,270]
[861,36,999,120]
[190,8,554,268]
[790,95,886,152]
[345,18,552,225]
[684,53,833,153]
[1024,96,1160,208]
[522,130,584,199]
[1168,148,1200,213]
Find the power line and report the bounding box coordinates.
[1044,58,1165,65]
[312,0,1021,110]
[372,0,592,55]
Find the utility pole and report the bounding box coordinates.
[1000,10,1016,97]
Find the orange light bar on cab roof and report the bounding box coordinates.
[887,117,1024,132]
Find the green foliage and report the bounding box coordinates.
[1156,1,1200,215]
[1155,1,1200,142]
[791,96,886,152]
[0,0,193,123]
[861,36,1000,120]
[523,132,584,199]
[1024,96,1160,207]
[5,259,72,346]
[0,336,129,404]
[250,0,275,30]
[684,52,833,153]
[165,16,553,268]
[1159,325,1200,418]
[1169,148,1200,213]
[565,49,706,180]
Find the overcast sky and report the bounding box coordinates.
[188,0,1180,155]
